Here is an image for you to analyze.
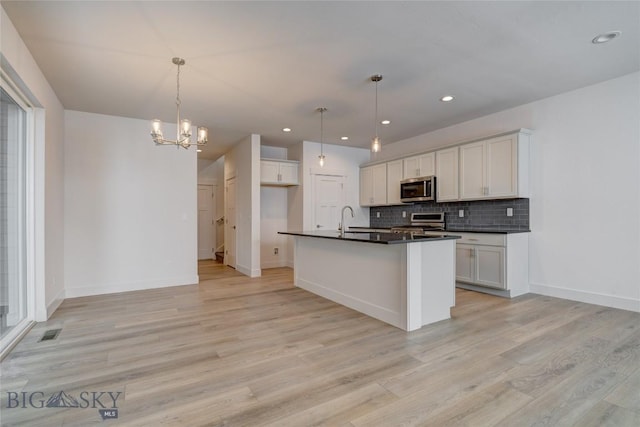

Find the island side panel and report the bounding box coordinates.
[293,236,406,329]
[418,239,456,326]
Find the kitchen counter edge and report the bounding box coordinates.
[278,231,460,245]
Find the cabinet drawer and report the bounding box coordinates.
[452,232,506,246]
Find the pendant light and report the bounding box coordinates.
[370,74,382,153]
[317,107,327,167]
[150,57,208,149]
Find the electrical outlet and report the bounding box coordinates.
[376,212,381,218]
[274,248,279,255]
[402,211,407,218]
[506,208,513,217]
[459,209,464,218]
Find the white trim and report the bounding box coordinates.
[46,288,65,318]
[64,275,199,298]
[261,260,288,269]
[236,264,261,278]
[530,282,640,313]
[32,109,47,321]
[297,277,403,328]
[0,319,35,361]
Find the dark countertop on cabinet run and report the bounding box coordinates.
[350,226,530,234]
[278,230,460,245]
[444,228,530,234]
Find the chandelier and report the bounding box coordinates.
[151,57,208,149]
[370,74,382,153]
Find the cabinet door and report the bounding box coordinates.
[261,161,280,183]
[403,153,435,179]
[386,160,403,204]
[486,135,517,198]
[279,162,298,185]
[475,246,506,289]
[419,152,435,177]
[403,156,421,179]
[359,167,374,206]
[435,147,459,202]
[459,141,486,199]
[456,244,475,283]
[371,163,387,205]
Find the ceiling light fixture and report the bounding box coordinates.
[317,107,327,167]
[381,120,391,125]
[592,31,621,44]
[151,58,208,149]
[282,127,292,132]
[341,136,349,141]
[370,74,383,153]
[440,95,455,102]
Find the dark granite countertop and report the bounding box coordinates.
[278,230,460,245]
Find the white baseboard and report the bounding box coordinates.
[286,260,294,269]
[297,277,402,328]
[261,260,288,269]
[236,264,261,278]
[530,282,640,313]
[46,288,66,318]
[65,275,199,298]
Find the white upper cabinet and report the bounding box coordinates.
[360,163,387,206]
[459,131,530,200]
[403,152,435,179]
[435,147,459,202]
[386,160,404,205]
[260,159,299,186]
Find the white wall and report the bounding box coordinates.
[224,135,261,277]
[64,111,198,297]
[286,141,370,266]
[301,141,371,231]
[1,6,65,319]
[378,72,640,312]
[260,146,289,269]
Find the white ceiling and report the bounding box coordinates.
[3,1,639,160]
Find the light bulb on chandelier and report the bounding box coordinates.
[151,57,208,149]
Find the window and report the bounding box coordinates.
[0,84,29,350]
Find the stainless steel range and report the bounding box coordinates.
[390,212,445,235]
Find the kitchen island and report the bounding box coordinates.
[278,231,460,331]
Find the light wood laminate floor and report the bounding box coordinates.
[1,261,639,426]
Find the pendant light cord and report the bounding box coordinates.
[320,109,324,156]
[176,62,181,140]
[374,79,379,139]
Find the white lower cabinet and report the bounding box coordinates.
[453,232,528,297]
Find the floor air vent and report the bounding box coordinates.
[39,328,61,342]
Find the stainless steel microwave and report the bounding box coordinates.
[400,175,436,203]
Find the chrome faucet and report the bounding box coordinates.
[338,205,354,237]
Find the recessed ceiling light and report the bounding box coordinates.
[196,149,202,153]
[381,120,391,125]
[440,95,455,102]
[341,136,349,141]
[592,31,621,44]
[282,127,292,132]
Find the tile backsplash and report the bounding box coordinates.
[370,198,529,231]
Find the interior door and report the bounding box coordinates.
[197,185,214,260]
[225,178,237,268]
[313,174,344,231]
